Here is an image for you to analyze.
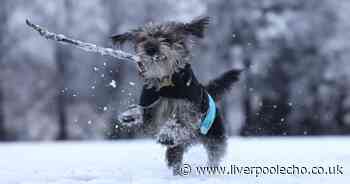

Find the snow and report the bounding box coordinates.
[109,80,117,88]
[0,137,349,184]
[103,106,108,111]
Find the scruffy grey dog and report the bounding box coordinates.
[112,17,241,175]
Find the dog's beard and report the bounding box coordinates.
[137,45,187,80]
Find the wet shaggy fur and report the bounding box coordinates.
[114,17,241,175]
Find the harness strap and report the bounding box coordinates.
[200,94,216,135]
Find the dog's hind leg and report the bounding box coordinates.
[165,145,186,175]
[203,137,227,166]
[202,113,227,166]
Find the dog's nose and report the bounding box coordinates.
[144,41,159,56]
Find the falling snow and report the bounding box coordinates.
[109,80,117,88]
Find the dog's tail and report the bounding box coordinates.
[205,69,242,101]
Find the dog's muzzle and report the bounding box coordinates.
[136,55,168,77]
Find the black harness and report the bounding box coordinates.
[140,64,208,114]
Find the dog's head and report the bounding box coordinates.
[111,17,209,80]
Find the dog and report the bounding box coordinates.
[112,17,241,175]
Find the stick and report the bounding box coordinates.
[25,19,140,63]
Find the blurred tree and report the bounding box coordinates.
[334,80,350,134]
[103,0,134,139]
[55,0,73,140]
[206,0,338,136]
[0,0,12,141]
[245,0,337,135]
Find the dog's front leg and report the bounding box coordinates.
[117,104,144,128]
[117,103,158,135]
[166,145,186,175]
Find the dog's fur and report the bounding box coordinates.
[113,17,241,175]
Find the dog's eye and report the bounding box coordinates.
[159,37,171,44]
[164,39,172,44]
[136,34,147,43]
[138,37,147,43]
[161,34,174,43]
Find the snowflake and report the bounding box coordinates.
[129,82,135,86]
[88,120,92,124]
[93,67,99,71]
[109,80,117,88]
[103,106,108,111]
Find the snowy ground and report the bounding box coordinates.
[0,137,349,184]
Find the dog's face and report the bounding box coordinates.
[111,17,209,80]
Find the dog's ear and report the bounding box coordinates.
[110,32,135,45]
[184,16,210,38]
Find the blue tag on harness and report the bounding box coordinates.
[200,94,216,135]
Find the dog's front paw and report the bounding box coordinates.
[156,134,175,146]
[171,164,182,176]
[117,105,143,127]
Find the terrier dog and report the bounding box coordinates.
[113,17,241,175]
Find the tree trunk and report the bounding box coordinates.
[56,0,72,140]
[104,1,126,139]
[241,56,291,136]
[0,2,9,141]
[240,57,254,136]
[334,86,350,134]
[0,83,6,141]
[55,45,70,140]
